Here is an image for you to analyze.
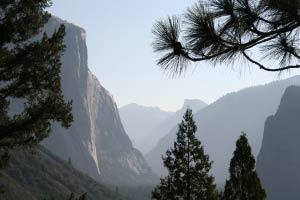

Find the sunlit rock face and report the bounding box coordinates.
[42,17,155,185]
[257,86,300,200]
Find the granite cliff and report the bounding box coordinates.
[42,17,155,186]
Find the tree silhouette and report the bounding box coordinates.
[152,0,300,74]
[152,109,218,200]
[65,193,87,200]
[221,133,266,200]
[0,1,73,168]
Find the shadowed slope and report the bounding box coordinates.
[257,86,300,200]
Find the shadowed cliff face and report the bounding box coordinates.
[257,86,300,200]
[42,17,155,185]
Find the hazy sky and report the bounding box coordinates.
[49,0,299,111]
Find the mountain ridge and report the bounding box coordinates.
[146,75,300,183]
[119,103,174,152]
[119,99,207,154]
[142,99,208,155]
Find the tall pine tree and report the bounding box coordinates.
[0,1,73,167]
[152,109,218,200]
[221,133,266,200]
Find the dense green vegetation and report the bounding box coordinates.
[0,146,127,200]
[0,0,73,167]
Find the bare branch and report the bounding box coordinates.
[242,51,300,71]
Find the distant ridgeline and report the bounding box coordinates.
[119,99,207,154]
[146,75,300,184]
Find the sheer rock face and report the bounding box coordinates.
[257,86,300,200]
[42,17,154,185]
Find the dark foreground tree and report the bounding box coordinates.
[66,193,87,200]
[221,133,266,200]
[152,109,218,200]
[152,0,300,74]
[0,1,73,167]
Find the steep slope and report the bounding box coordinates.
[142,99,207,154]
[1,146,126,200]
[146,76,300,184]
[41,17,155,186]
[119,104,173,152]
[257,86,300,200]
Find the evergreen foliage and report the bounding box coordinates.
[152,109,218,200]
[221,133,266,200]
[152,0,300,74]
[0,0,73,167]
[1,146,127,200]
[66,193,87,200]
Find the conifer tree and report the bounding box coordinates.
[221,133,266,200]
[152,109,218,200]
[0,1,73,167]
[152,0,300,74]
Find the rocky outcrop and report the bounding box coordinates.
[42,17,155,186]
[257,86,300,200]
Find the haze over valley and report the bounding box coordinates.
[3,1,300,200]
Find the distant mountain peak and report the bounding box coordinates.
[183,99,207,107]
[121,103,170,113]
[119,103,174,152]
[178,99,208,113]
